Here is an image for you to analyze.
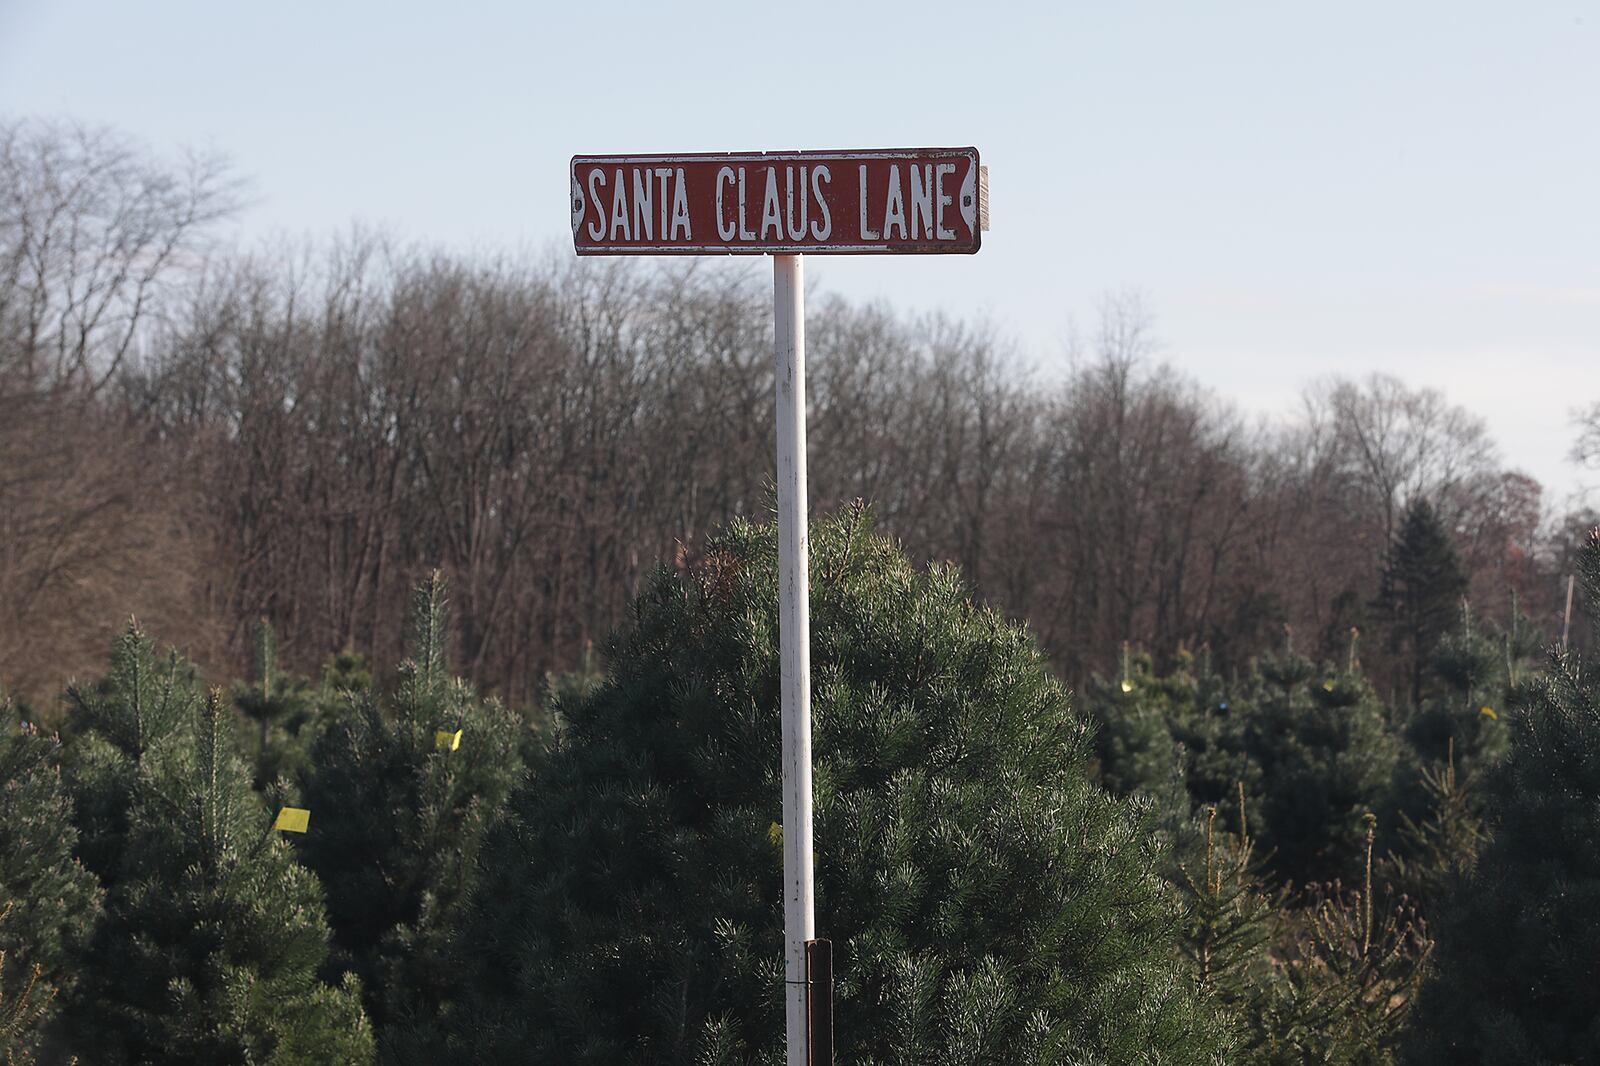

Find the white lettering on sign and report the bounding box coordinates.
[858,165,880,241]
[572,151,974,250]
[632,169,653,240]
[910,164,933,240]
[582,167,696,244]
[586,170,607,240]
[670,168,691,240]
[811,166,832,240]
[703,166,838,244]
[654,167,674,236]
[610,168,629,240]
[883,166,906,240]
[854,162,972,244]
[716,166,736,240]
[737,168,756,241]
[761,167,783,240]
[785,165,807,241]
[935,163,955,241]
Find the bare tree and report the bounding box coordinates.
[0,121,238,698]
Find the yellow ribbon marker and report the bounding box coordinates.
[435,729,463,752]
[1322,679,1336,692]
[273,807,310,833]
[1480,706,1498,720]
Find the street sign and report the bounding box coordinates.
[571,148,983,255]
[571,142,984,1066]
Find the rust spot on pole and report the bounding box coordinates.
[806,938,833,1066]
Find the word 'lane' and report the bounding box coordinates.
[571,149,982,255]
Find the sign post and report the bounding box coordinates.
[572,147,984,1066]
[773,251,814,1065]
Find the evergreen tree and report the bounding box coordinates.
[451,507,1236,1065]
[1404,601,1511,778]
[1161,770,1431,1065]
[1376,500,1469,706]
[0,707,101,1062]
[1241,628,1401,886]
[294,573,524,1050]
[1167,795,1281,1062]
[1378,741,1484,912]
[1273,815,1430,1065]
[61,624,373,1065]
[233,619,318,792]
[1085,643,1260,844]
[1404,530,1600,1065]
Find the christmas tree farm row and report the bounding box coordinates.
[3,508,1598,1064]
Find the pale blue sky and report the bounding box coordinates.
[3,0,1596,502]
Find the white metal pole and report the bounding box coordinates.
[774,253,814,1066]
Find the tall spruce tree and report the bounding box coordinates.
[1376,500,1469,706]
[61,624,373,1065]
[450,507,1236,1065]
[294,573,524,1050]
[1404,529,1600,1065]
[0,706,101,1061]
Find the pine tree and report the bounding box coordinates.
[1404,529,1600,1065]
[451,507,1236,1064]
[1241,628,1402,886]
[1274,815,1431,1065]
[1168,794,1281,1062]
[0,704,101,1062]
[1376,500,1469,706]
[1379,740,1484,912]
[294,573,524,1051]
[233,619,317,792]
[1085,643,1258,834]
[1403,601,1510,782]
[61,624,373,1065]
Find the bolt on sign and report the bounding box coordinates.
[571,148,984,255]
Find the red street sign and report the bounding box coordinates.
[570,148,982,256]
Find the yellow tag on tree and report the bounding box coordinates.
[1480,706,1498,720]
[435,729,463,752]
[273,807,310,833]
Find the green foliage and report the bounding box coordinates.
[1398,601,1523,813]
[452,507,1235,1065]
[1376,500,1470,706]
[1404,531,1600,1065]
[1270,816,1431,1065]
[1162,786,1430,1065]
[1241,631,1401,886]
[1379,742,1485,912]
[0,906,59,1066]
[0,706,101,1062]
[61,624,374,1065]
[294,572,524,1046]
[233,619,318,792]
[1088,629,1403,888]
[1169,799,1279,1058]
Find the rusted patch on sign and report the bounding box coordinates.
[570,148,982,255]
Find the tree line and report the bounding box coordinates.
[2,117,1590,712]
